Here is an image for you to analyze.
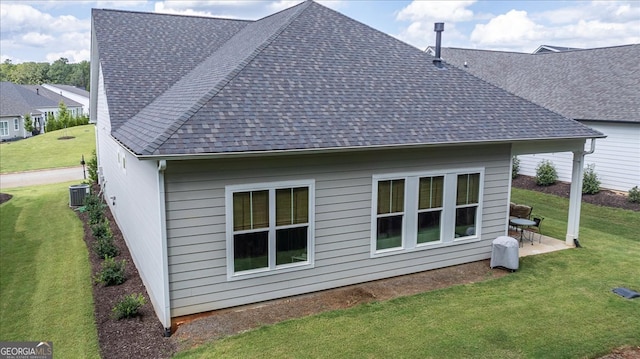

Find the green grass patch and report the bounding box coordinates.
[0,125,95,173]
[0,182,100,358]
[176,190,640,359]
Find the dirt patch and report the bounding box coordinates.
[0,193,12,205]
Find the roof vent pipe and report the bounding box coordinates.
[433,22,444,64]
[36,88,39,95]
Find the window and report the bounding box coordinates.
[0,121,8,136]
[372,169,482,256]
[14,118,19,130]
[226,180,314,278]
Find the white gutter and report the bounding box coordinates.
[157,159,172,336]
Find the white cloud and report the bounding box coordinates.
[396,1,476,22]
[470,10,545,47]
[21,32,54,46]
[46,48,90,63]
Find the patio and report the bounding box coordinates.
[510,231,571,257]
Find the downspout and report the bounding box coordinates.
[566,138,597,247]
[157,159,172,336]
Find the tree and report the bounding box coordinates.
[0,59,16,81]
[47,57,71,84]
[23,113,34,133]
[9,62,49,84]
[57,101,71,129]
[68,60,90,90]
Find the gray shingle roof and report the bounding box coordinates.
[22,85,83,108]
[1,82,56,117]
[441,45,640,123]
[93,1,603,157]
[44,84,89,98]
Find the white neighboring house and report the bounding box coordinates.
[0,82,84,141]
[436,45,640,192]
[42,84,90,116]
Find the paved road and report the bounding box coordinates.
[0,166,86,189]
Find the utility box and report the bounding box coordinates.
[69,184,90,207]
[490,236,519,271]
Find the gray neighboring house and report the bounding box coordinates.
[91,1,603,333]
[0,81,82,141]
[437,45,640,192]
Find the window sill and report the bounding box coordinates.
[371,236,482,258]
[227,261,314,281]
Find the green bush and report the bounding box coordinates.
[112,293,146,319]
[91,219,111,240]
[95,256,126,286]
[511,156,520,179]
[582,164,600,194]
[84,193,105,225]
[629,186,640,203]
[535,160,558,186]
[86,150,99,184]
[94,237,119,259]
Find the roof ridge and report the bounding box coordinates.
[135,0,312,155]
[92,8,252,23]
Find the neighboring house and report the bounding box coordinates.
[91,1,603,334]
[42,84,90,116]
[436,45,640,192]
[22,85,84,119]
[532,45,581,54]
[0,81,84,141]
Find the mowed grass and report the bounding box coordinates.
[0,125,95,173]
[176,189,640,359]
[0,182,100,358]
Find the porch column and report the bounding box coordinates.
[566,150,585,246]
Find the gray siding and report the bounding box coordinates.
[165,145,512,317]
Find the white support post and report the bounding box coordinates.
[566,150,585,246]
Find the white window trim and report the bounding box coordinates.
[14,118,19,131]
[0,121,8,136]
[225,179,315,280]
[371,168,484,258]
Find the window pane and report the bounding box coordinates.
[276,226,308,265]
[457,173,480,205]
[276,187,309,226]
[233,191,269,231]
[418,211,441,243]
[455,206,477,237]
[234,231,268,272]
[377,179,405,214]
[376,215,403,250]
[419,176,444,209]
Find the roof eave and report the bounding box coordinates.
[132,134,606,162]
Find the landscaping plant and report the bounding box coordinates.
[511,156,520,179]
[535,159,558,186]
[629,186,640,203]
[112,293,146,319]
[86,150,99,184]
[582,164,601,194]
[94,256,126,286]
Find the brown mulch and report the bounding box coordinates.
[70,177,637,359]
[0,193,12,205]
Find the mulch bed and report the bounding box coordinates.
[2,176,636,358]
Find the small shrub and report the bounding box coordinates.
[94,231,119,259]
[112,293,146,319]
[582,164,600,194]
[629,186,640,203]
[95,256,126,286]
[91,219,111,240]
[511,156,520,179]
[87,150,99,185]
[84,193,105,225]
[535,160,558,186]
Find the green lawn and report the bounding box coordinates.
[0,125,95,173]
[176,188,640,359]
[0,182,100,358]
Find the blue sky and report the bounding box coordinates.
[1,0,639,64]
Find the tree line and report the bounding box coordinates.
[0,58,90,91]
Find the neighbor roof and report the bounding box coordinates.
[22,85,83,108]
[93,1,603,157]
[1,82,56,117]
[44,84,90,98]
[441,45,640,123]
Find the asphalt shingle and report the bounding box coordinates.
[93,1,604,156]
